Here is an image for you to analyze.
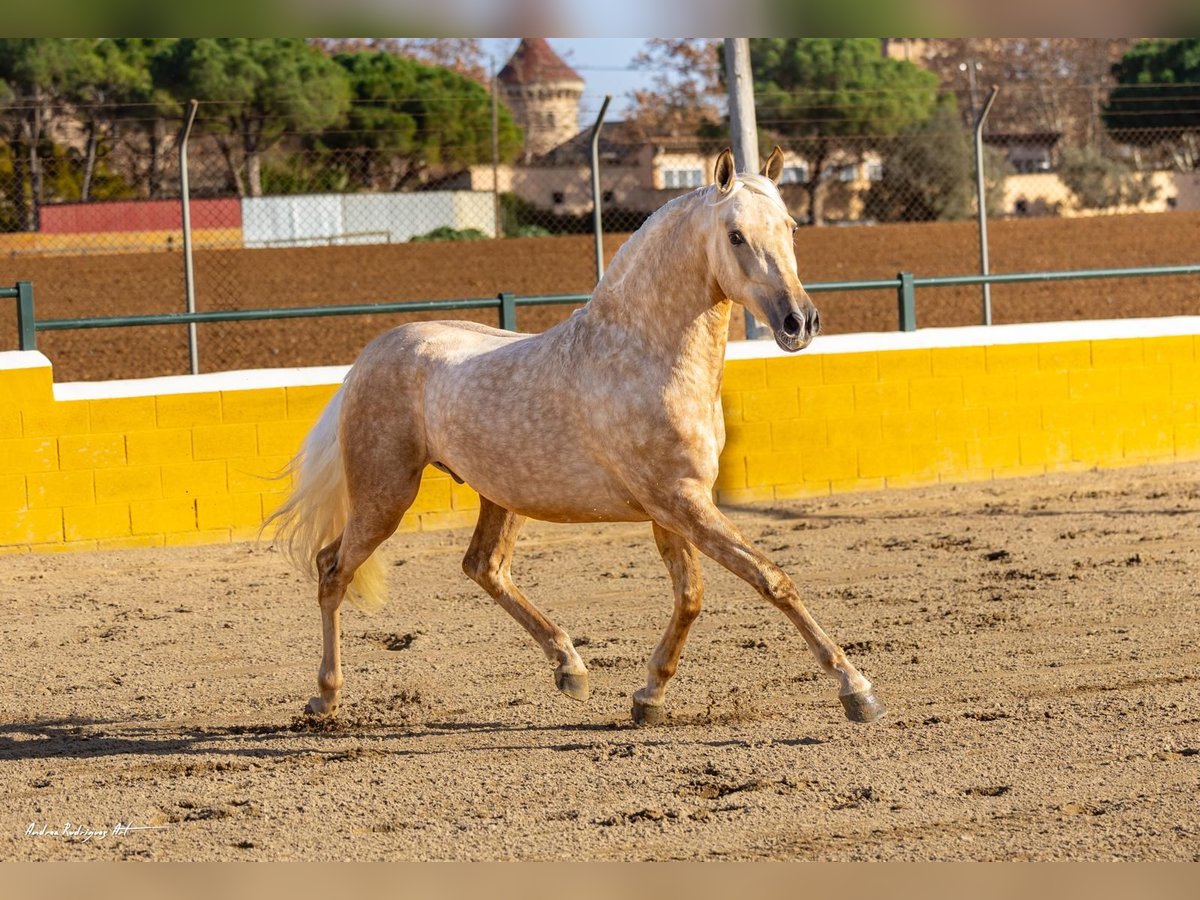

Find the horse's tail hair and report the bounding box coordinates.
[262,386,387,613]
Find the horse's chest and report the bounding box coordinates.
[651,391,725,480]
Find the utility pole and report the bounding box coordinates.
[724,38,767,340]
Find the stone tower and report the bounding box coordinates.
[498,38,584,160]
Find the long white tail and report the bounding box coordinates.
[264,387,387,612]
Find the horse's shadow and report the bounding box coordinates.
[0,714,822,764]
[0,716,304,763]
[722,503,1196,523]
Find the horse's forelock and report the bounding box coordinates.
[702,173,788,216]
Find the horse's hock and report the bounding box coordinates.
[2,315,1198,554]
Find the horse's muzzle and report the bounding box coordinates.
[774,304,820,353]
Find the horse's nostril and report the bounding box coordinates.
[810,308,821,334]
[782,312,802,337]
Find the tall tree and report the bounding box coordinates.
[323,50,522,190]
[626,39,723,140]
[861,100,1012,222]
[158,38,350,196]
[309,38,488,83]
[68,39,163,202]
[110,38,181,198]
[745,38,940,224]
[0,38,97,229]
[1104,38,1200,171]
[920,39,1134,145]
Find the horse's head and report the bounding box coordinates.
[707,147,819,353]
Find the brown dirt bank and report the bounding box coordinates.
[2,210,1198,382]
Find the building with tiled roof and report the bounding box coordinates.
[498,39,585,160]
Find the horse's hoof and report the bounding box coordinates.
[631,697,666,726]
[306,695,338,717]
[554,670,590,702]
[840,689,887,723]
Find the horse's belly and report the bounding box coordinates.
[443,451,650,524]
[426,399,650,522]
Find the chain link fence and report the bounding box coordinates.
[2,94,1198,381]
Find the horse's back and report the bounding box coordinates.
[337,319,528,466]
[355,319,527,367]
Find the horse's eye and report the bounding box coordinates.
[729,231,744,246]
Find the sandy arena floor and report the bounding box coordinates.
[2,461,1199,861]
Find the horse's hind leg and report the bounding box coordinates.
[308,467,422,717]
[462,497,590,701]
[631,523,704,725]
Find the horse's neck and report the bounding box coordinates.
[585,200,729,387]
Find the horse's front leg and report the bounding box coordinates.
[643,481,886,724]
[632,523,704,725]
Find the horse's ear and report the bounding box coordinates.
[713,148,736,193]
[760,145,785,184]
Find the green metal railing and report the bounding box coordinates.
[6,261,1200,354]
[8,285,591,352]
[804,264,1200,334]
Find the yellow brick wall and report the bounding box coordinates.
[0,359,477,554]
[717,334,1200,504]
[2,329,1198,554]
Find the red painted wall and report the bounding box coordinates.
[39,199,242,233]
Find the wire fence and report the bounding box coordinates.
[1,92,1198,380]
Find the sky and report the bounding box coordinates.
[480,38,661,128]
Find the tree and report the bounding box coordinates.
[862,101,1004,222]
[157,38,350,196]
[743,39,940,225]
[1104,39,1200,171]
[108,38,181,198]
[310,38,488,84]
[626,39,723,140]
[66,39,167,202]
[0,38,98,229]
[1057,146,1159,211]
[322,50,522,191]
[919,39,1135,145]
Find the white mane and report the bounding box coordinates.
[596,172,790,298]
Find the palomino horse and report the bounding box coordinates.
[268,147,886,726]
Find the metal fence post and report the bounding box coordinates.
[16,280,36,350]
[974,86,999,326]
[499,292,517,331]
[897,272,916,332]
[179,99,200,374]
[589,95,612,285]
